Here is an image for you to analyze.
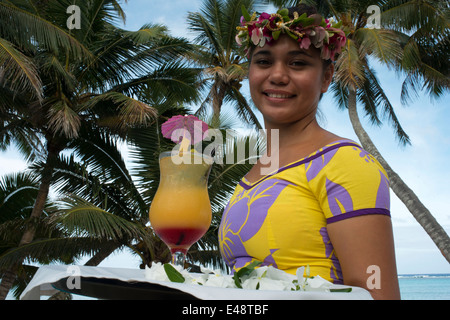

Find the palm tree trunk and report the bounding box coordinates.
[347,88,450,264]
[0,138,62,300]
[211,80,227,124]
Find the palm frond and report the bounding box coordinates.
[47,155,145,226]
[0,114,44,162]
[399,34,421,71]
[0,2,93,59]
[85,92,158,130]
[222,0,254,54]
[400,30,450,101]
[358,63,411,146]
[46,100,81,139]
[110,62,201,106]
[0,172,40,223]
[50,195,148,241]
[187,3,223,56]
[77,0,128,42]
[0,38,42,100]
[225,85,263,129]
[0,236,121,270]
[127,124,166,204]
[134,36,196,75]
[37,52,77,93]
[68,127,130,184]
[329,81,349,110]
[207,129,263,212]
[355,28,402,68]
[77,24,188,87]
[407,62,450,100]
[381,0,449,34]
[334,39,365,90]
[61,129,147,220]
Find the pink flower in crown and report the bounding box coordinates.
[235,31,244,46]
[240,15,246,26]
[298,36,311,50]
[296,26,326,50]
[247,12,273,47]
[250,27,265,46]
[310,26,327,48]
[321,28,346,61]
[258,12,271,23]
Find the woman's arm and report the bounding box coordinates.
[327,214,401,300]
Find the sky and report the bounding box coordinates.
[1,0,449,275]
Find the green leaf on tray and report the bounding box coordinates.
[164,264,185,283]
[232,261,262,289]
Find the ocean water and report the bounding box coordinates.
[398,274,450,300]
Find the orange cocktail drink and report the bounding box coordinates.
[149,151,212,265]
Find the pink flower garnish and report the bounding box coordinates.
[161,115,209,145]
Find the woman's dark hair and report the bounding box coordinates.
[288,3,318,17]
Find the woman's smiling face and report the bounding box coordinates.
[248,35,334,127]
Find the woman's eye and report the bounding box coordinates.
[255,59,271,65]
[291,61,307,66]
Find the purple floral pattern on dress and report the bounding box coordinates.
[376,170,390,209]
[219,178,293,271]
[353,147,375,163]
[320,227,343,284]
[325,178,354,217]
[306,148,339,182]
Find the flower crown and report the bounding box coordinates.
[236,7,347,62]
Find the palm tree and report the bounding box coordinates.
[187,0,263,128]
[262,0,450,262]
[0,172,41,300]
[381,0,449,102]
[0,171,78,299]
[0,0,201,299]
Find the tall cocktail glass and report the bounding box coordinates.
[149,151,212,267]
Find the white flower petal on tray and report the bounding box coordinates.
[242,277,294,291]
[145,262,169,282]
[240,266,296,291]
[304,276,334,291]
[204,273,235,288]
[263,266,296,282]
[145,263,351,293]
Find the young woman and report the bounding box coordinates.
[218,5,400,300]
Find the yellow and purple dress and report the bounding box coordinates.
[218,140,390,284]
